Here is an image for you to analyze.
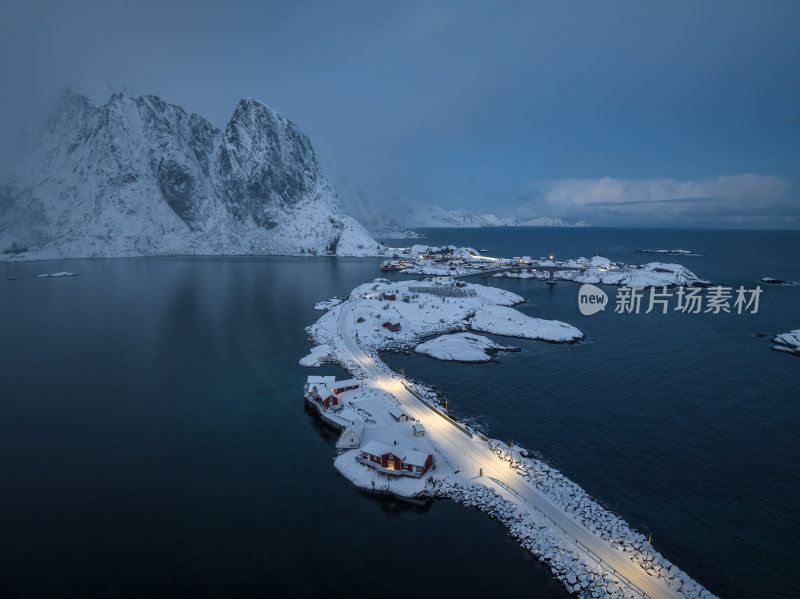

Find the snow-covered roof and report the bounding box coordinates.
[413,422,426,432]
[336,422,366,449]
[403,449,431,467]
[311,384,336,398]
[359,440,429,467]
[307,375,336,385]
[331,378,360,389]
[360,440,393,457]
[388,407,409,420]
[344,421,365,436]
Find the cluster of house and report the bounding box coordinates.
[305,375,434,479]
[354,407,433,478]
[304,375,360,411]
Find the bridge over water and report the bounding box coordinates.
[451,263,588,283]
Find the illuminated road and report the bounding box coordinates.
[337,302,684,599]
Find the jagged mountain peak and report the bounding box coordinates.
[225,97,318,169]
[0,92,377,260]
[55,89,92,112]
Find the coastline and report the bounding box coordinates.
[302,277,717,599]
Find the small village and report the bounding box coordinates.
[380,245,562,276]
[379,245,708,288]
[304,375,435,480]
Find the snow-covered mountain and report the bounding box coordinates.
[0,91,378,260]
[333,174,587,231]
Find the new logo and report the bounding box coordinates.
[578,284,608,315]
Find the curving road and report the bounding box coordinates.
[337,303,684,599]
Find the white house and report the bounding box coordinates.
[305,375,335,398]
[308,384,344,410]
[412,422,426,437]
[336,422,365,450]
[389,407,410,422]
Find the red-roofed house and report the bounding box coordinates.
[357,440,433,478]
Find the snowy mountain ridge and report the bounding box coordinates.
[333,174,588,230]
[0,91,378,260]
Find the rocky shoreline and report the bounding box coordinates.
[302,277,717,598]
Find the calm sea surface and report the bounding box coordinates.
[1,227,798,598]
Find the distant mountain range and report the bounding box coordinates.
[0,91,377,260]
[333,174,589,232]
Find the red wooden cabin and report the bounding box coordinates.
[357,440,433,478]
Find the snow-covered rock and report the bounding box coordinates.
[772,329,800,356]
[469,305,584,343]
[0,91,378,261]
[36,271,78,278]
[761,277,798,286]
[414,332,517,362]
[299,344,332,367]
[313,297,343,311]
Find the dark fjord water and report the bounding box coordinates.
[1,228,798,598]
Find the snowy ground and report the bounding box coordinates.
[772,329,800,356]
[301,277,716,599]
[414,332,518,363]
[307,278,579,356]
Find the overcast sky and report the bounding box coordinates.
[1,0,798,227]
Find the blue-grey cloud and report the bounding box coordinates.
[0,0,798,228]
[514,175,797,228]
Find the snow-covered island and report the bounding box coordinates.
[381,247,711,288]
[636,249,703,256]
[36,271,79,278]
[470,305,583,342]
[300,276,715,599]
[772,330,800,356]
[761,277,798,286]
[415,332,518,362]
